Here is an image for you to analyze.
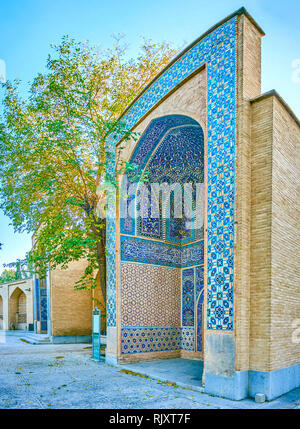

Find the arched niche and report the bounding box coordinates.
[119,114,205,358]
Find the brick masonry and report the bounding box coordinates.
[50,260,93,337]
[250,93,300,372]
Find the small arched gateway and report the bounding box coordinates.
[9,287,27,330]
[105,8,300,401]
[0,278,34,331]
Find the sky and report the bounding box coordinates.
[0,0,299,273]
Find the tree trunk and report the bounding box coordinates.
[92,218,107,309]
[97,238,107,305]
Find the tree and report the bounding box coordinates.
[0,35,177,308]
[3,258,32,280]
[0,268,17,284]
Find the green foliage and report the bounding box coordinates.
[0,268,17,284]
[0,258,32,284]
[0,35,177,304]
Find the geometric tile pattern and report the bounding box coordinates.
[121,263,180,327]
[120,265,205,354]
[106,189,117,327]
[196,266,204,351]
[205,21,236,330]
[40,297,48,322]
[107,17,237,331]
[34,278,48,332]
[121,327,181,354]
[181,327,195,352]
[35,278,40,321]
[182,268,195,327]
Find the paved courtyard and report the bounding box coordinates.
[0,331,299,409]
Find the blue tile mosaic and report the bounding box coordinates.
[121,327,181,354]
[121,235,204,268]
[196,266,205,351]
[107,17,236,332]
[181,327,195,352]
[35,278,40,322]
[121,116,204,242]
[182,268,195,327]
[34,278,48,332]
[106,189,117,327]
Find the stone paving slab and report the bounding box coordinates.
[116,358,204,392]
[0,333,299,409]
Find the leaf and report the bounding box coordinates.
[0,34,178,303]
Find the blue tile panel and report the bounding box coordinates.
[180,327,195,352]
[107,17,236,330]
[35,278,40,321]
[121,235,204,268]
[196,266,204,351]
[182,268,195,327]
[33,278,48,333]
[121,327,181,354]
[180,266,204,352]
[121,116,204,243]
[106,190,117,327]
[121,327,204,355]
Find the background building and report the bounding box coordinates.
[33,259,105,343]
[0,278,34,331]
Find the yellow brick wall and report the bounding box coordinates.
[270,97,300,370]
[250,93,300,371]
[50,260,93,336]
[234,14,263,372]
[250,96,273,371]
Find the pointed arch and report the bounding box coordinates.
[9,287,27,329]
